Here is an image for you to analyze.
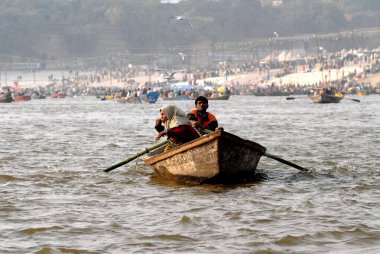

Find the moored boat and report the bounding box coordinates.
[13,95,31,102]
[146,91,160,103]
[0,91,13,103]
[103,95,114,100]
[144,129,266,184]
[117,97,142,104]
[162,94,190,100]
[356,91,368,96]
[31,93,46,99]
[51,93,66,98]
[0,98,13,103]
[207,94,230,100]
[355,89,369,96]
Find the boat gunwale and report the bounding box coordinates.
[144,131,222,165]
[144,130,266,165]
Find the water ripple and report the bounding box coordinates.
[0,96,379,253]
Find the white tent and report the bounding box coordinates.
[261,53,275,63]
[277,51,287,62]
[285,52,293,61]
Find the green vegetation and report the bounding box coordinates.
[0,0,379,61]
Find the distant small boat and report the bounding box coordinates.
[355,88,368,96]
[309,93,344,103]
[207,94,230,100]
[103,95,114,100]
[0,90,13,103]
[31,93,46,99]
[253,91,292,96]
[51,93,66,98]
[190,94,230,100]
[146,91,159,103]
[356,91,368,96]
[309,88,344,103]
[13,95,31,102]
[117,97,142,104]
[0,95,13,103]
[144,129,266,184]
[162,94,190,101]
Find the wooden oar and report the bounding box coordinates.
[104,140,169,172]
[344,97,360,102]
[286,96,308,100]
[264,152,308,172]
[202,129,309,172]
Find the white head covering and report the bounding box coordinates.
[160,105,189,130]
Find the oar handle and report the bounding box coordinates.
[264,152,308,172]
[104,140,169,172]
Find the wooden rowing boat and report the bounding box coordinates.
[356,91,368,96]
[309,92,344,103]
[51,93,66,98]
[162,94,190,101]
[117,97,142,104]
[103,95,114,100]
[13,95,31,102]
[207,94,230,100]
[144,129,266,184]
[145,91,159,103]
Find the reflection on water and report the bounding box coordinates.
[1,95,379,253]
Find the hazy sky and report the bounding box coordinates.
[160,0,181,3]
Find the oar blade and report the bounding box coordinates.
[345,97,360,102]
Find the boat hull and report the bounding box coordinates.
[117,97,142,104]
[0,94,13,103]
[52,93,66,98]
[207,94,230,100]
[356,91,368,96]
[162,95,190,100]
[32,94,46,99]
[309,94,343,103]
[144,130,266,184]
[146,91,159,103]
[190,94,231,100]
[102,95,114,100]
[13,95,31,102]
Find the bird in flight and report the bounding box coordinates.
[155,69,177,81]
[174,16,193,28]
[179,52,185,61]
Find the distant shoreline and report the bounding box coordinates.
[1,64,379,90]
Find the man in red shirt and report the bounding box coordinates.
[187,96,218,131]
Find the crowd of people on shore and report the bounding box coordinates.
[2,45,380,101]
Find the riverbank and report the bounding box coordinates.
[1,64,379,90]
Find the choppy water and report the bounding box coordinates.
[1,95,379,254]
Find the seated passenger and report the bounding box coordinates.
[155,105,201,152]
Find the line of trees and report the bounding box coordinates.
[0,0,379,62]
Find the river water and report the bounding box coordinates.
[1,95,379,253]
